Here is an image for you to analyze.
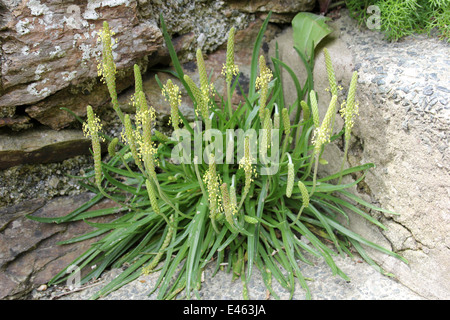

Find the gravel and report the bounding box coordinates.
[32,252,424,300]
[342,16,450,143]
[0,155,92,207]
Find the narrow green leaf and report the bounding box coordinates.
[185,197,207,298]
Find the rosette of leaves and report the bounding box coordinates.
[29,12,406,300]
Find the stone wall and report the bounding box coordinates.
[269,10,449,299]
[0,0,315,131]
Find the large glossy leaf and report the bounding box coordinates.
[292,12,333,60]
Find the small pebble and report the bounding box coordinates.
[37,284,48,292]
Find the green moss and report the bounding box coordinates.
[345,0,449,41]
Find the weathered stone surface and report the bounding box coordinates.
[0,0,162,129]
[268,10,450,299]
[0,193,119,299]
[227,0,316,22]
[0,127,91,169]
[0,0,313,130]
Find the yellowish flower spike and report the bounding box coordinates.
[133,64,143,112]
[256,55,273,120]
[195,50,214,129]
[162,79,181,131]
[338,71,359,185]
[286,153,294,198]
[134,64,143,93]
[323,48,337,97]
[134,91,158,179]
[154,129,169,142]
[340,71,359,142]
[239,136,256,197]
[97,21,124,122]
[83,105,105,187]
[312,95,338,154]
[260,108,272,156]
[203,153,223,221]
[222,27,239,85]
[310,90,320,128]
[97,21,115,81]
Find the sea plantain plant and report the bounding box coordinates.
[29,13,407,300]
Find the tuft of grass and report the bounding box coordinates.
[28,12,407,300]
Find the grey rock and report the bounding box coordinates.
[0,127,91,169]
[423,85,434,96]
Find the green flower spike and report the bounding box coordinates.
[338,71,359,184]
[134,64,143,93]
[97,21,124,123]
[154,130,169,143]
[261,108,272,156]
[310,90,320,128]
[203,153,222,232]
[222,27,239,85]
[196,48,209,95]
[290,180,310,226]
[313,95,338,155]
[229,175,238,215]
[221,183,238,233]
[133,64,144,113]
[222,27,240,118]
[146,179,161,215]
[282,107,291,137]
[311,95,338,196]
[162,79,182,131]
[108,137,119,158]
[341,71,359,143]
[286,153,294,198]
[324,48,337,97]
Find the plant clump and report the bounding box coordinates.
[29,12,407,300]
